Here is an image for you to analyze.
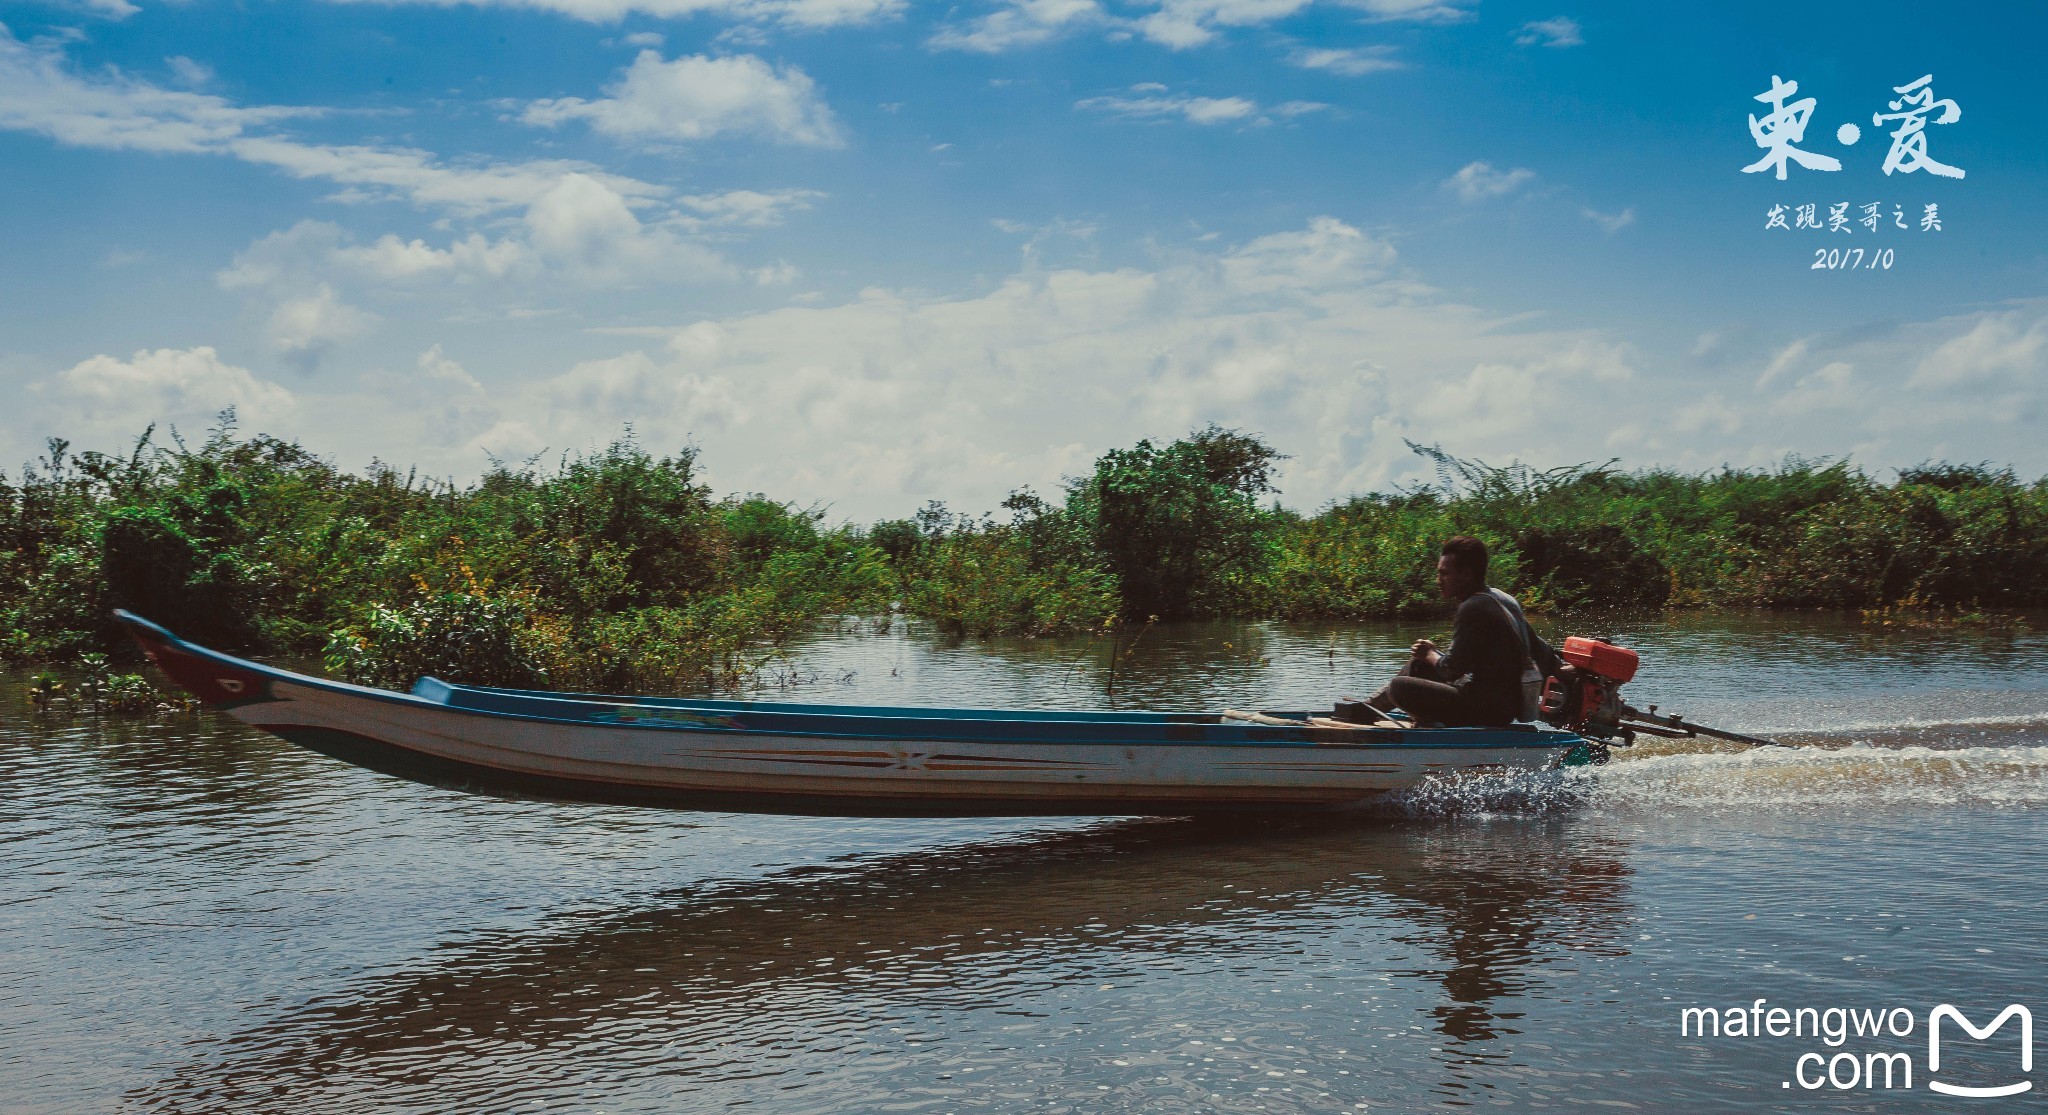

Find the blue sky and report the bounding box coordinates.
[1,0,2042,518]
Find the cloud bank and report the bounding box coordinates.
[23,217,2037,523]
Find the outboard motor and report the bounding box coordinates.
[1539,636,1640,763]
[1541,636,1785,763]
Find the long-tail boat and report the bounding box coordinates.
[117,609,1592,817]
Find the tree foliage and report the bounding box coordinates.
[5,419,2044,685]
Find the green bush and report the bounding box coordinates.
[6,416,2047,696]
[1071,425,1284,620]
[898,524,1117,638]
[101,506,265,651]
[324,592,546,691]
[1512,524,1670,609]
[894,427,1283,634]
[1259,494,1450,618]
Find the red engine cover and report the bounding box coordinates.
[1561,636,1639,683]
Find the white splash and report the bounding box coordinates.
[1586,740,2048,810]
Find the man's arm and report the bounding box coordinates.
[1530,631,1563,678]
[1436,595,1500,683]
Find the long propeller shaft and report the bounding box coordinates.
[1619,704,1789,748]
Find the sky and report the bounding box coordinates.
[1,0,2043,520]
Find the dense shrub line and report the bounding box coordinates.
[4,417,2042,691]
[2,421,889,691]
[879,434,2048,632]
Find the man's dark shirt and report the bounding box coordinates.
[1432,587,1562,724]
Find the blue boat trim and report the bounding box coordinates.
[417,677,1224,724]
[415,684,1560,751]
[113,609,1583,754]
[410,676,1566,751]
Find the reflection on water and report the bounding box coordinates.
[4,610,2048,1113]
[130,820,1631,1112]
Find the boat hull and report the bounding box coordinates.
[116,611,1584,818]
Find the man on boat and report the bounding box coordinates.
[1365,536,1562,727]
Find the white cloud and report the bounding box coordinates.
[222,217,537,287]
[416,344,486,391]
[230,137,665,217]
[1669,393,1743,436]
[1775,360,1856,414]
[1597,301,2048,464]
[447,217,1654,512]
[66,0,140,20]
[1077,90,1257,124]
[164,55,214,87]
[1514,16,1583,47]
[1335,0,1472,22]
[761,0,903,27]
[521,51,842,148]
[216,221,337,290]
[35,347,295,436]
[0,28,310,154]
[219,169,743,301]
[522,173,736,282]
[1443,161,1535,202]
[319,0,902,27]
[266,285,379,369]
[2,27,798,345]
[460,256,2048,519]
[19,222,2048,519]
[1288,45,1403,76]
[1752,338,1809,390]
[679,187,825,227]
[334,231,534,282]
[1908,311,2048,388]
[927,0,1105,52]
[522,173,654,263]
[319,345,505,453]
[1131,0,1313,49]
[1219,215,1395,293]
[0,26,668,218]
[1581,206,1634,233]
[1077,86,1320,126]
[930,0,1455,53]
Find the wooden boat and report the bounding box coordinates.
[116,610,1590,817]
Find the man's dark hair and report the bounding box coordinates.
[1441,535,1488,580]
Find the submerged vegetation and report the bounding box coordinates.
[4,414,2043,694]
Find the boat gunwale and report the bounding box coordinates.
[407,681,1574,752]
[115,610,1584,754]
[425,679,1228,724]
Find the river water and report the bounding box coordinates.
[4,612,2046,1113]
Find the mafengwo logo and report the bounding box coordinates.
[1679,1000,2032,1095]
[1929,1005,2032,1097]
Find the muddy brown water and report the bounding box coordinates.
[4,612,2046,1112]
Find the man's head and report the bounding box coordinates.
[1436,535,1488,599]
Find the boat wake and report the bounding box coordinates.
[1376,717,2048,818]
[1586,737,2048,810]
